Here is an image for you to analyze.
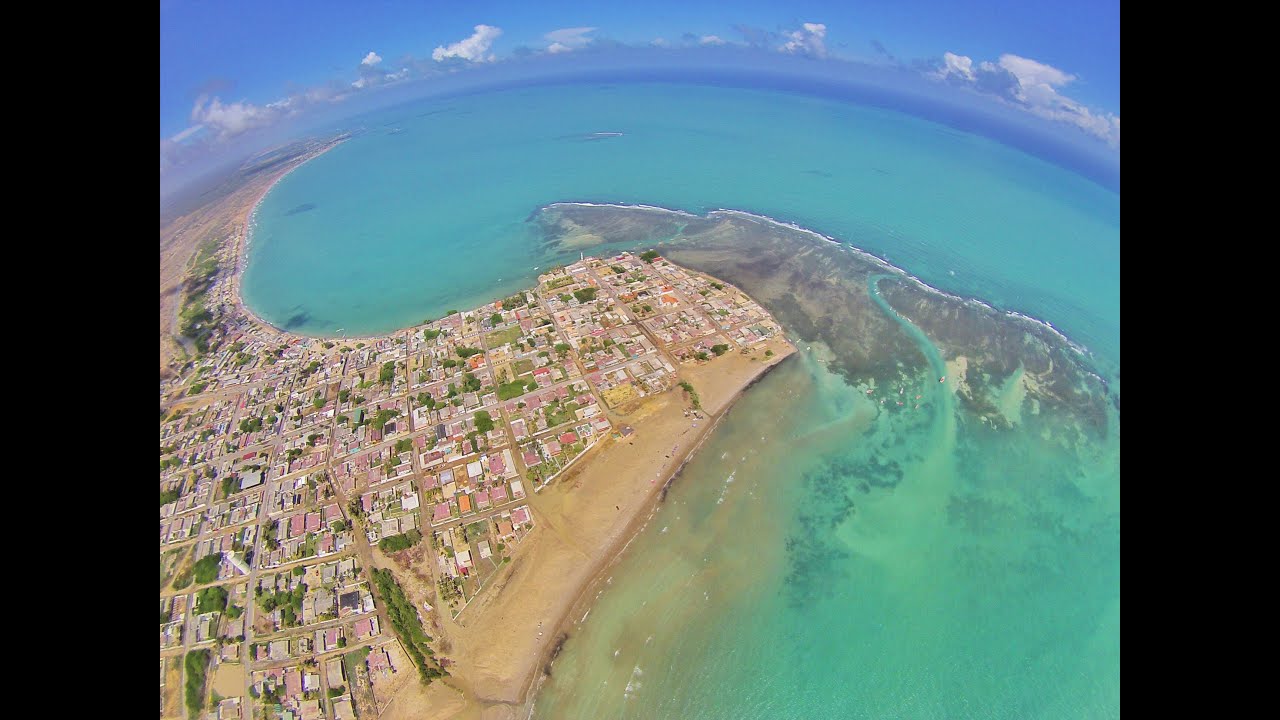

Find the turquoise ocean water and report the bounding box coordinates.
[244,82,1119,719]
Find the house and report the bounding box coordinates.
[490,484,508,503]
[269,640,290,661]
[339,591,361,614]
[366,648,393,674]
[432,503,450,523]
[239,470,264,491]
[511,506,531,525]
[458,494,473,514]
[353,616,379,639]
[284,669,303,699]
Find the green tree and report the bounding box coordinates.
[379,361,397,384]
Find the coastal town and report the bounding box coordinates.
[160,248,789,720]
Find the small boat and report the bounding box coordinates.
[939,376,946,383]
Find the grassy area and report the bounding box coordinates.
[485,325,524,348]
[497,378,538,400]
[342,646,371,688]
[184,649,211,718]
[544,400,579,428]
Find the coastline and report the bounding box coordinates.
[236,193,1095,369]
[520,346,796,711]
[402,338,796,720]
[204,186,1102,717]
[228,136,349,340]
[560,201,1095,359]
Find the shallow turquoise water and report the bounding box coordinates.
[243,82,1119,718]
[533,296,1119,720]
[244,82,1119,370]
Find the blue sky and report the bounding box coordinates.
[160,0,1119,184]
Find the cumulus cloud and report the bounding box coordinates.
[189,95,279,139]
[700,35,726,46]
[780,22,827,57]
[361,51,382,67]
[651,37,670,47]
[935,51,975,81]
[997,54,1073,88]
[543,27,596,53]
[432,24,502,62]
[931,51,1119,146]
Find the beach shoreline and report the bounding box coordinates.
[228,137,348,338]
[516,344,797,713]
[396,338,797,720]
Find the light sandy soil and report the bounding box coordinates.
[162,656,183,718]
[211,661,243,698]
[399,337,795,719]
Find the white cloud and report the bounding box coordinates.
[544,27,597,47]
[432,24,503,62]
[931,51,1119,146]
[361,51,382,67]
[700,35,725,46]
[651,37,670,47]
[997,54,1073,88]
[190,96,276,139]
[935,51,976,81]
[547,42,571,54]
[779,22,827,57]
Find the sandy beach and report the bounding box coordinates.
[394,337,794,720]
[159,138,344,378]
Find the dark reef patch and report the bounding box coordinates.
[529,201,1114,440]
[283,311,311,330]
[285,203,317,216]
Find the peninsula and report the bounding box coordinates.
[160,241,794,720]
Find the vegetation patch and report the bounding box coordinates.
[192,553,223,584]
[678,381,702,410]
[378,528,422,553]
[184,649,211,718]
[370,568,447,684]
[195,585,229,614]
